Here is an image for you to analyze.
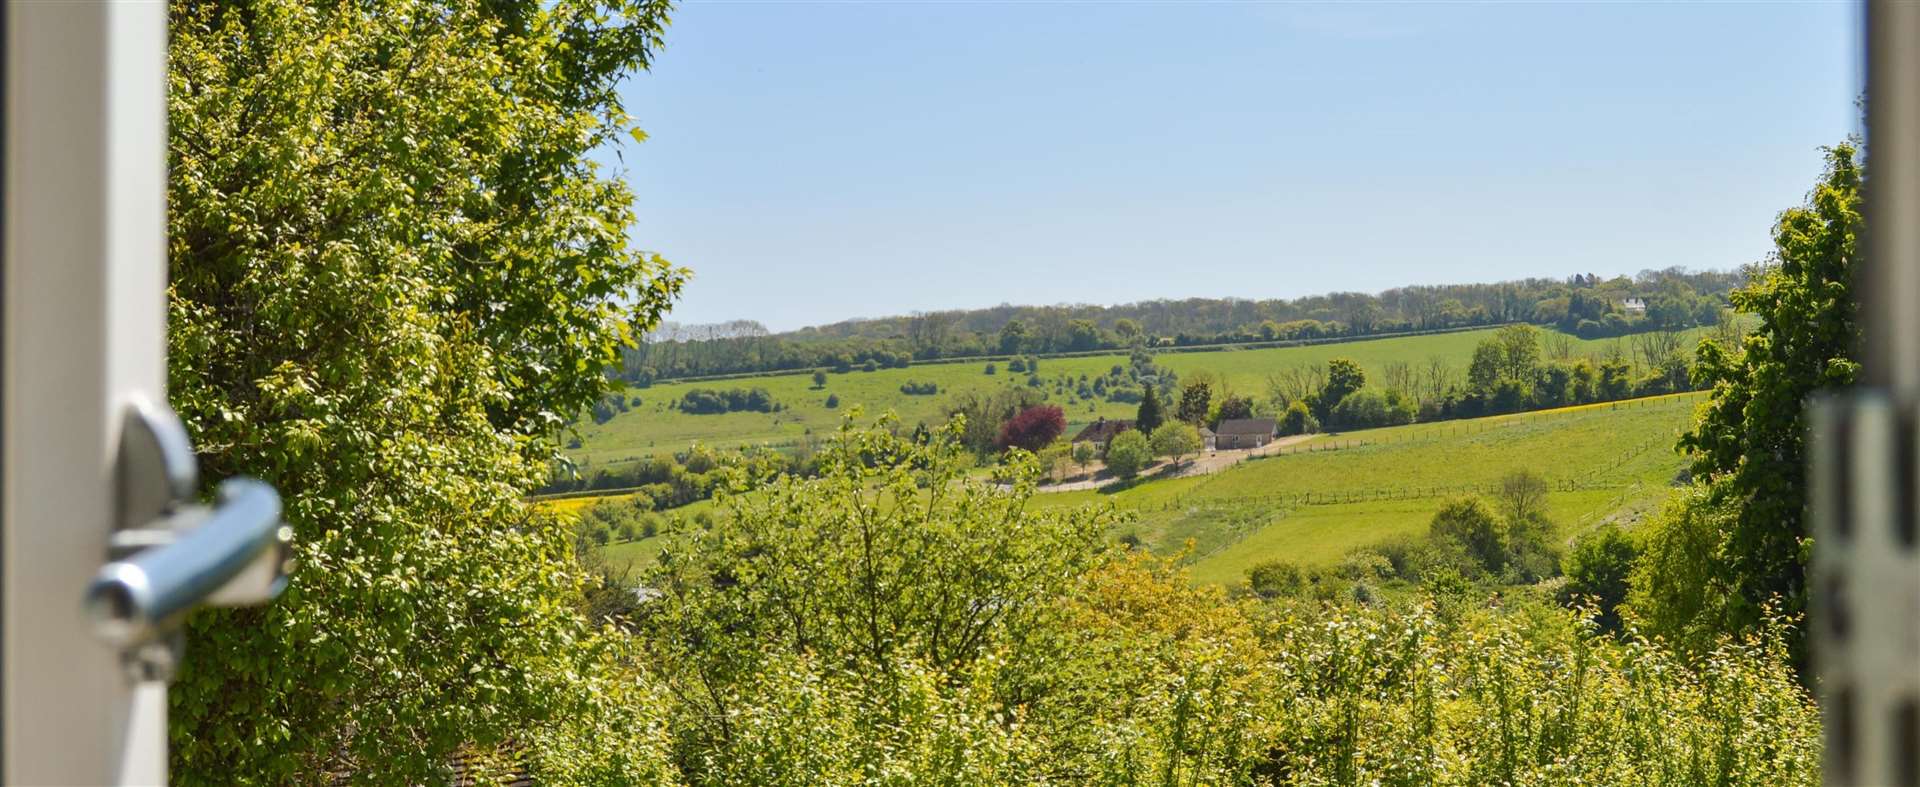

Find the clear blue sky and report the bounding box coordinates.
[613,1,1861,332]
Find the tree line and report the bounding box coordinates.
[621,268,1740,381]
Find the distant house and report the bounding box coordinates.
[1071,417,1135,450]
[1621,297,1648,314]
[1199,427,1216,451]
[1213,418,1277,450]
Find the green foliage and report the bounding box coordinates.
[1560,525,1639,632]
[1318,357,1367,418]
[1148,422,1203,465]
[1071,440,1096,469]
[678,387,778,414]
[638,428,1819,784]
[1213,394,1255,425]
[1279,399,1318,436]
[640,420,1112,779]
[1104,429,1153,479]
[1330,387,1416,429]
[1678,142,1862,645]
[165,0,682,780]
[1135,384,1166,433]
[944,387,1045,456]
[1255,602,1819,786]
[1430,497,1506,574]
[1427,483,1557,583]
[1176,380,1212,425]
[812,370,828,388]
[1626,487,1739,654]
[1246,560,1306,598]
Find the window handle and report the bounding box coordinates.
[82,398,291,679]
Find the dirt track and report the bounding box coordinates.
[1037,433,1316,493]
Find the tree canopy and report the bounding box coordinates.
[166,0,681,780]
[1678,141,1862,642]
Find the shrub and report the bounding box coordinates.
[898,381,939,395]
[1560,524,1639,632]
[1103,430,1152,479]
[825,394,840,409]
[678,387,777,415]
[1246,560,1305,598]
[1429,497,1505,575]
[1329,387,1414,429]
[984,362,996,375]
[1279,400,1318,436]
[1008,357,1027,373]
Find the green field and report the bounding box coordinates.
[564,392,1703,584]
[571,325,1708,469]
[1027,392,1703,585]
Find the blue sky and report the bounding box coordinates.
[614,1,1861,332]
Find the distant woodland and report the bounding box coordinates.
[624,268,1742,382]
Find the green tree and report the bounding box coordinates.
[1135,385,1166,433]
[1329,388,1415,429]
[1627,488,1739,654]
[1175,381,1212,425]
[1494,324,1541,381]
[1000,319,1030,353]
[813,370,828,388]
[1104,430,1153,479]
[1149,422,1202,467]
[1279,400,1318,436]
[1468,325,1541,395]
[1318,358,1366,419]
[1677,142,1862,643]
[1429,497,1505,575]
[166,0,683,780]
[1071,440,1096,471]
[1213,394,1254,425]
[1560,525,1639,633]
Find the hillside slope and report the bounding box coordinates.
[569,325,1711,467]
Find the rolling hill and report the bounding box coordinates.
[567,324,1712,468]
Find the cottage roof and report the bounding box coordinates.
[1071,418,1135,443]
[1215,418,1277,436]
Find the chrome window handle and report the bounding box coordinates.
[82,398,291,679]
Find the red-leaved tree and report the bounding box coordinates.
[996,405,1066,453]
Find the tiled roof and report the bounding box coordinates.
[1215,418,1276,436]
[1071,418,1135,443]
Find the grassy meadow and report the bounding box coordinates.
[562,391,1703,584]
[1027,391,1703,585]
[570,325,1712,468]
